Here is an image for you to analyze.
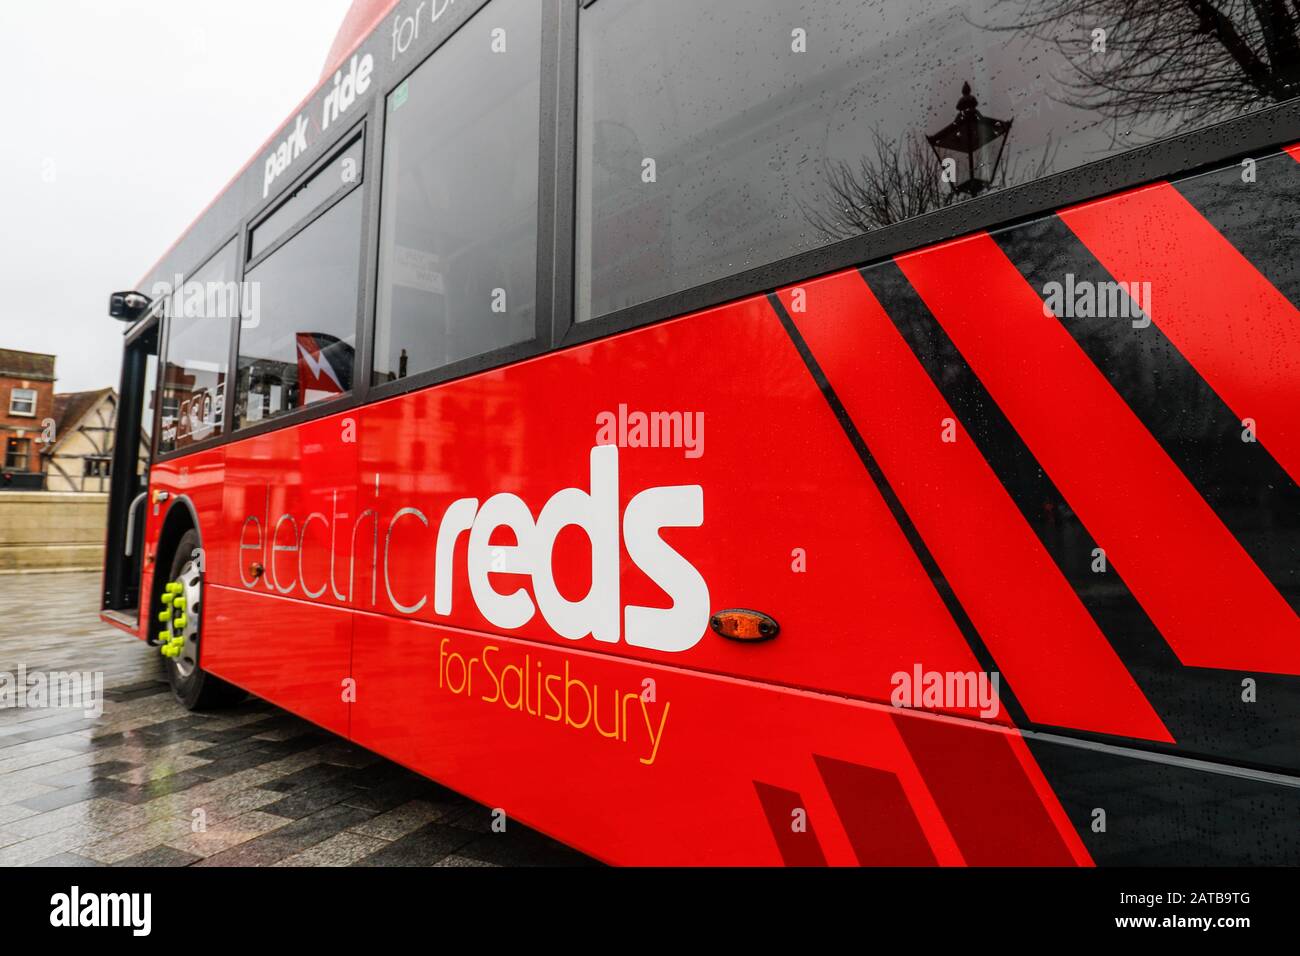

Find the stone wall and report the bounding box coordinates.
[0,492,107,573]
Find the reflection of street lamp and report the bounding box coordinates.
[927,82,1012,197]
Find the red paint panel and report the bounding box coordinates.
[220,413,360,604]
[350,612,1030,864]
[892,713,1079,866]
[1059,181,1300,486]
[1287,144,1300,163]
[898,234,1300,675]
[202,583,352,737]
[780,277,1170,741]
[346,297,992,716]
[753,782,828,866]
[145,447,228,642]
[812,755,937,865]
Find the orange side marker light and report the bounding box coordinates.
[710,609,780,642]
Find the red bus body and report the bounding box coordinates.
[102,0,1300,865]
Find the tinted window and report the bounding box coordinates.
[159,240,236,452]
[236,189,363,426]
[576,0,1296,321]
[373,0,540,385]
[250,137,364,259]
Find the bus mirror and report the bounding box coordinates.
[109,291,153,322]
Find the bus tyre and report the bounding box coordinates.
[161,529,244,711]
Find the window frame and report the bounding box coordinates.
[556,0,1300,351]
[8,388,37,417]
[157,236,240,455]
[4,436,31,470]
[232,130,369,434]
[364,0,559,407]
[245,130,367,274]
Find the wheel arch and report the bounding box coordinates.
[147,495,202,644]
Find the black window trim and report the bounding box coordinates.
[146,0,1300,466]
[245,127,367,273]
[364,0,557,407]
[231,155,369,437]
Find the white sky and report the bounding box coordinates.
[0,0,355,392]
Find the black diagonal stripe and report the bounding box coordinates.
[765,292,1030,730]
[989,214,1300,616]
[864,259,1300,776]
[1173,148,1300,312]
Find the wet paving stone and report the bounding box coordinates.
[0,572,594,867]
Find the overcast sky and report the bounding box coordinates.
[0,0,354,393]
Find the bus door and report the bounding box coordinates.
[102,311,160,621]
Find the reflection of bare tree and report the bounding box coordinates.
[802,129,946,240]
[990,0,1300,134]
[803,127,1059,240]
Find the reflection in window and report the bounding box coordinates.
[160,240,236,453]
[576,0,1298,322]
[236,189,362,427]
[373,0,540,384]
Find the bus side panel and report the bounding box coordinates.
[144,447,228,640]
[348,610,1093,866]
[355,296,1002,724]
[198,413,359,736]
[201,583,351,737]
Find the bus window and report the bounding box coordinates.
[236,188,363,426]
[250,137,364,260]
[372,0,540,385]
[159,240,236,453]
[575,0,1288,322]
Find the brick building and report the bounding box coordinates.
[0,349,57,489]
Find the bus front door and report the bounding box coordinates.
[102,317,160,622]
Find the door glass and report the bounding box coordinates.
[103,321,160,614]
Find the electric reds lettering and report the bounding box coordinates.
[238,446,710,653]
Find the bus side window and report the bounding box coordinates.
[372,0,542,385]
[159,240,236,453]
[573,0,1284,323]
[236,189,363,427]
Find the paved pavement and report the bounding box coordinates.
[0,572,594,867]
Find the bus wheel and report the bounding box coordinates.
[158,529,245,711]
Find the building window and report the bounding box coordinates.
[83,457,111,478]
[8,388,36,417]
[372,0,541,384]
[4,437,30,470]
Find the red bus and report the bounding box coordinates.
[100,0,1300,865]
